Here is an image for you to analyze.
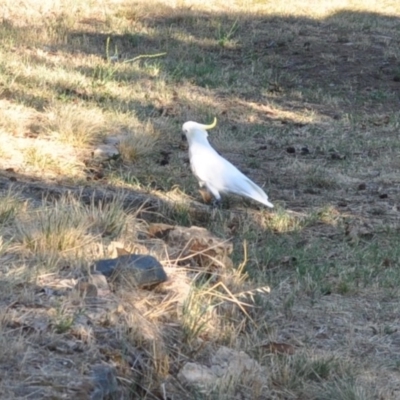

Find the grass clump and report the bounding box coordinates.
[86,194,136,238]
[16,198,92,259]
[117,120,160,163]
[0,187,24,227]
[44,103,107,146]
[15,194,138,262]
[316,378,377,400]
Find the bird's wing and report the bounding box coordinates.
[190,143,273,208]
[189,143,229,184]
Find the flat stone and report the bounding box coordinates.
[210,346,263,380]
[89,272,110,291]
[148,224,233,270]
[103,136,124,146]
[178,346,266,396]
[93,145,119,160]
[177,362,217,393]
[92,254,167,288]
[75,281,98,298]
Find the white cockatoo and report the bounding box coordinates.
[182,118,274,208]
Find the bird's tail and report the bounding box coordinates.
[243,179,274,208]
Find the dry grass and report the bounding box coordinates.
[115,115,161,162]
[0,0,400,398]
[43,103,107,146]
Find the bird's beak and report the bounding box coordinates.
[200,117,217,131]
[181,134,187,141]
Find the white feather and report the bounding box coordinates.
[182,121,274,208]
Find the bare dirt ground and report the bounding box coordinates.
[1,0,400,399]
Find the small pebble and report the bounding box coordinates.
[286,146,296,154]
[300,147,310,155]
[75,282,98,298]
[331,152,346,160]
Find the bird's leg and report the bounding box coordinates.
[206,187,222,208]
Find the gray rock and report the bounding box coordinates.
[74,281,98,298]
[178,346,266,397]
[103,136,125,146]
[89,272,110,291]
[93,145,119,160]
[178,362,217,394]
[92,254,167,288]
